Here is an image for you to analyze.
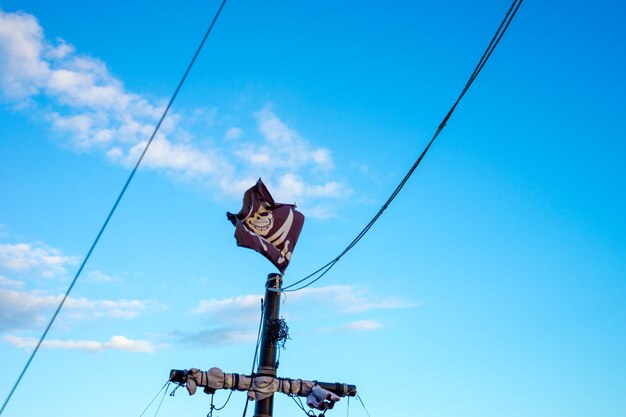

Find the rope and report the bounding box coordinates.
[208,390,234,417]
[152,383,170,417]
[0,2,230,415]
[282,0,524,292]
[213,390,234,411]
[138,381,170,417]
[289,395,316,417]
[356,395,372,417]
[252,299,265,374]
[241,299,265,417]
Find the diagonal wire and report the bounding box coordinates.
[139,381,170,417]
[289,395,312,417]
[356,395,372,417]
[283,0,524,292]
[0,1,229,415]
[241,299,265,417]
[152,382,171,417]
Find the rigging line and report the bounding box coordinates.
[214,390,235,411]
[0,1,230,415]
[241,299,265,417]
[209,391,234,417]
[139,381,170,417]
[282,0,524,293]
[153,382,171,417]
[289,395,312,417]
[356,395,372,417]
[252,299,265,372]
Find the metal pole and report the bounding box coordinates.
[253,273,282,417]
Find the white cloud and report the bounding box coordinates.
[86,270,116,283]
[287,284,419,313]
[63,296,159,319]
[299,204,335,220]
[0,275,24,288]
[170,327,258,347]
[0,9,351,218]
[193,294,262,324]
[317,320,382,333]
[270,173,346,203]
[0,288,160,331]
[192,285,417,325]
[253,106,334,171]
[0,10,49,99]
[225,127,243,139]
[44,39,74,60]
[0,242,78,278]
[186,285,414,346]
[0,288,63,330]
[4,334,155,353]
[121,137,224,178]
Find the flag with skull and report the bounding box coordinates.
[227,179,305,273]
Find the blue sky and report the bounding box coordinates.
[1,1,625,417]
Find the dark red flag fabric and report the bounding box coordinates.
[227,179,305,273]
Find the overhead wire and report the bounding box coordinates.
[0,1,230,415]
[282,0,524,292]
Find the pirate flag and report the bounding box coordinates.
[227,179,305,273]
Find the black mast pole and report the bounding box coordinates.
[253,273,282,417]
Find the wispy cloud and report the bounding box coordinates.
[182,284,415,347]
[193,294,262,324]
[287,285,420,313]
[225,126,243,140]
[192,285,417,323]
[0,275,24,289]
[0,242,78,278]
[86,270,117,283]
[235,106,334,172]
[0,224,12,238]
[317,320,382,333]
[0,9,350,218]
[4,335,156,353]
[0,288,161,331]
[169,327,258,347]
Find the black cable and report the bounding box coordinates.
[0,2,230,415]
[283,0,524,292]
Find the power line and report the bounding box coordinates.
[282,0,524,292]
[0,1,229,415]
